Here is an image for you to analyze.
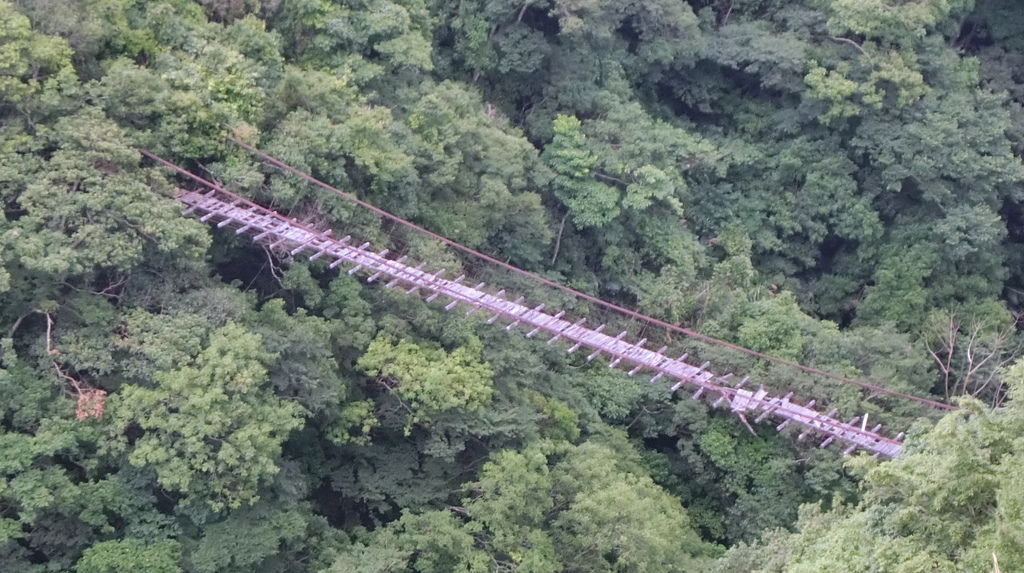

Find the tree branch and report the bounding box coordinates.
[831,36,869,57]
[551,211,569,265]
[717,0,733,28]
[594,171,629,186]
[516,2,529,23]
[8,311,33,337]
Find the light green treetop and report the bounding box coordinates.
[107,323,303,511]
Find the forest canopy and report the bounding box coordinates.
[1,0,1024,571]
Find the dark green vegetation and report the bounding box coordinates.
[2,0,1024,570]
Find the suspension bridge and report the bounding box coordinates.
[145,147,937,459]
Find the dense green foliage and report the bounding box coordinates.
[1,0,1024,570]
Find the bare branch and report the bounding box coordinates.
[516,2,529,23]
[42,312,107,420]
[43,312,57,356]
[261,244,286,287]
[831,36,869,58]
[928,311,1024,407]
[447,505,470,517]
[717,0,733,28]
[551,211,569,265]
[737,413,758,436]
[594,171,630,186]
[8,312,32,337]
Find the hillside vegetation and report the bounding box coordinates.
[1,0,1023,571]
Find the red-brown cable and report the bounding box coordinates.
[148,142,959,412]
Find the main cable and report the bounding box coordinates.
[158,140,959,412]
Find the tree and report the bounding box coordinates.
[460,436,717,572]
[544,114,621,228]
[716,360,1024,572]
[76,538,182,573]
[356,334,493,431]
[107,323,303,511]
[5,0,1024,570]
[923,309,1022,406]
[326,510,489,573]
[0,0,76,120]
[825,0,974,48]
[1,106,210,323]
[402,81,553,265]
[187,501,309,573]
[271,0,434,74]
[328,435,718,572]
